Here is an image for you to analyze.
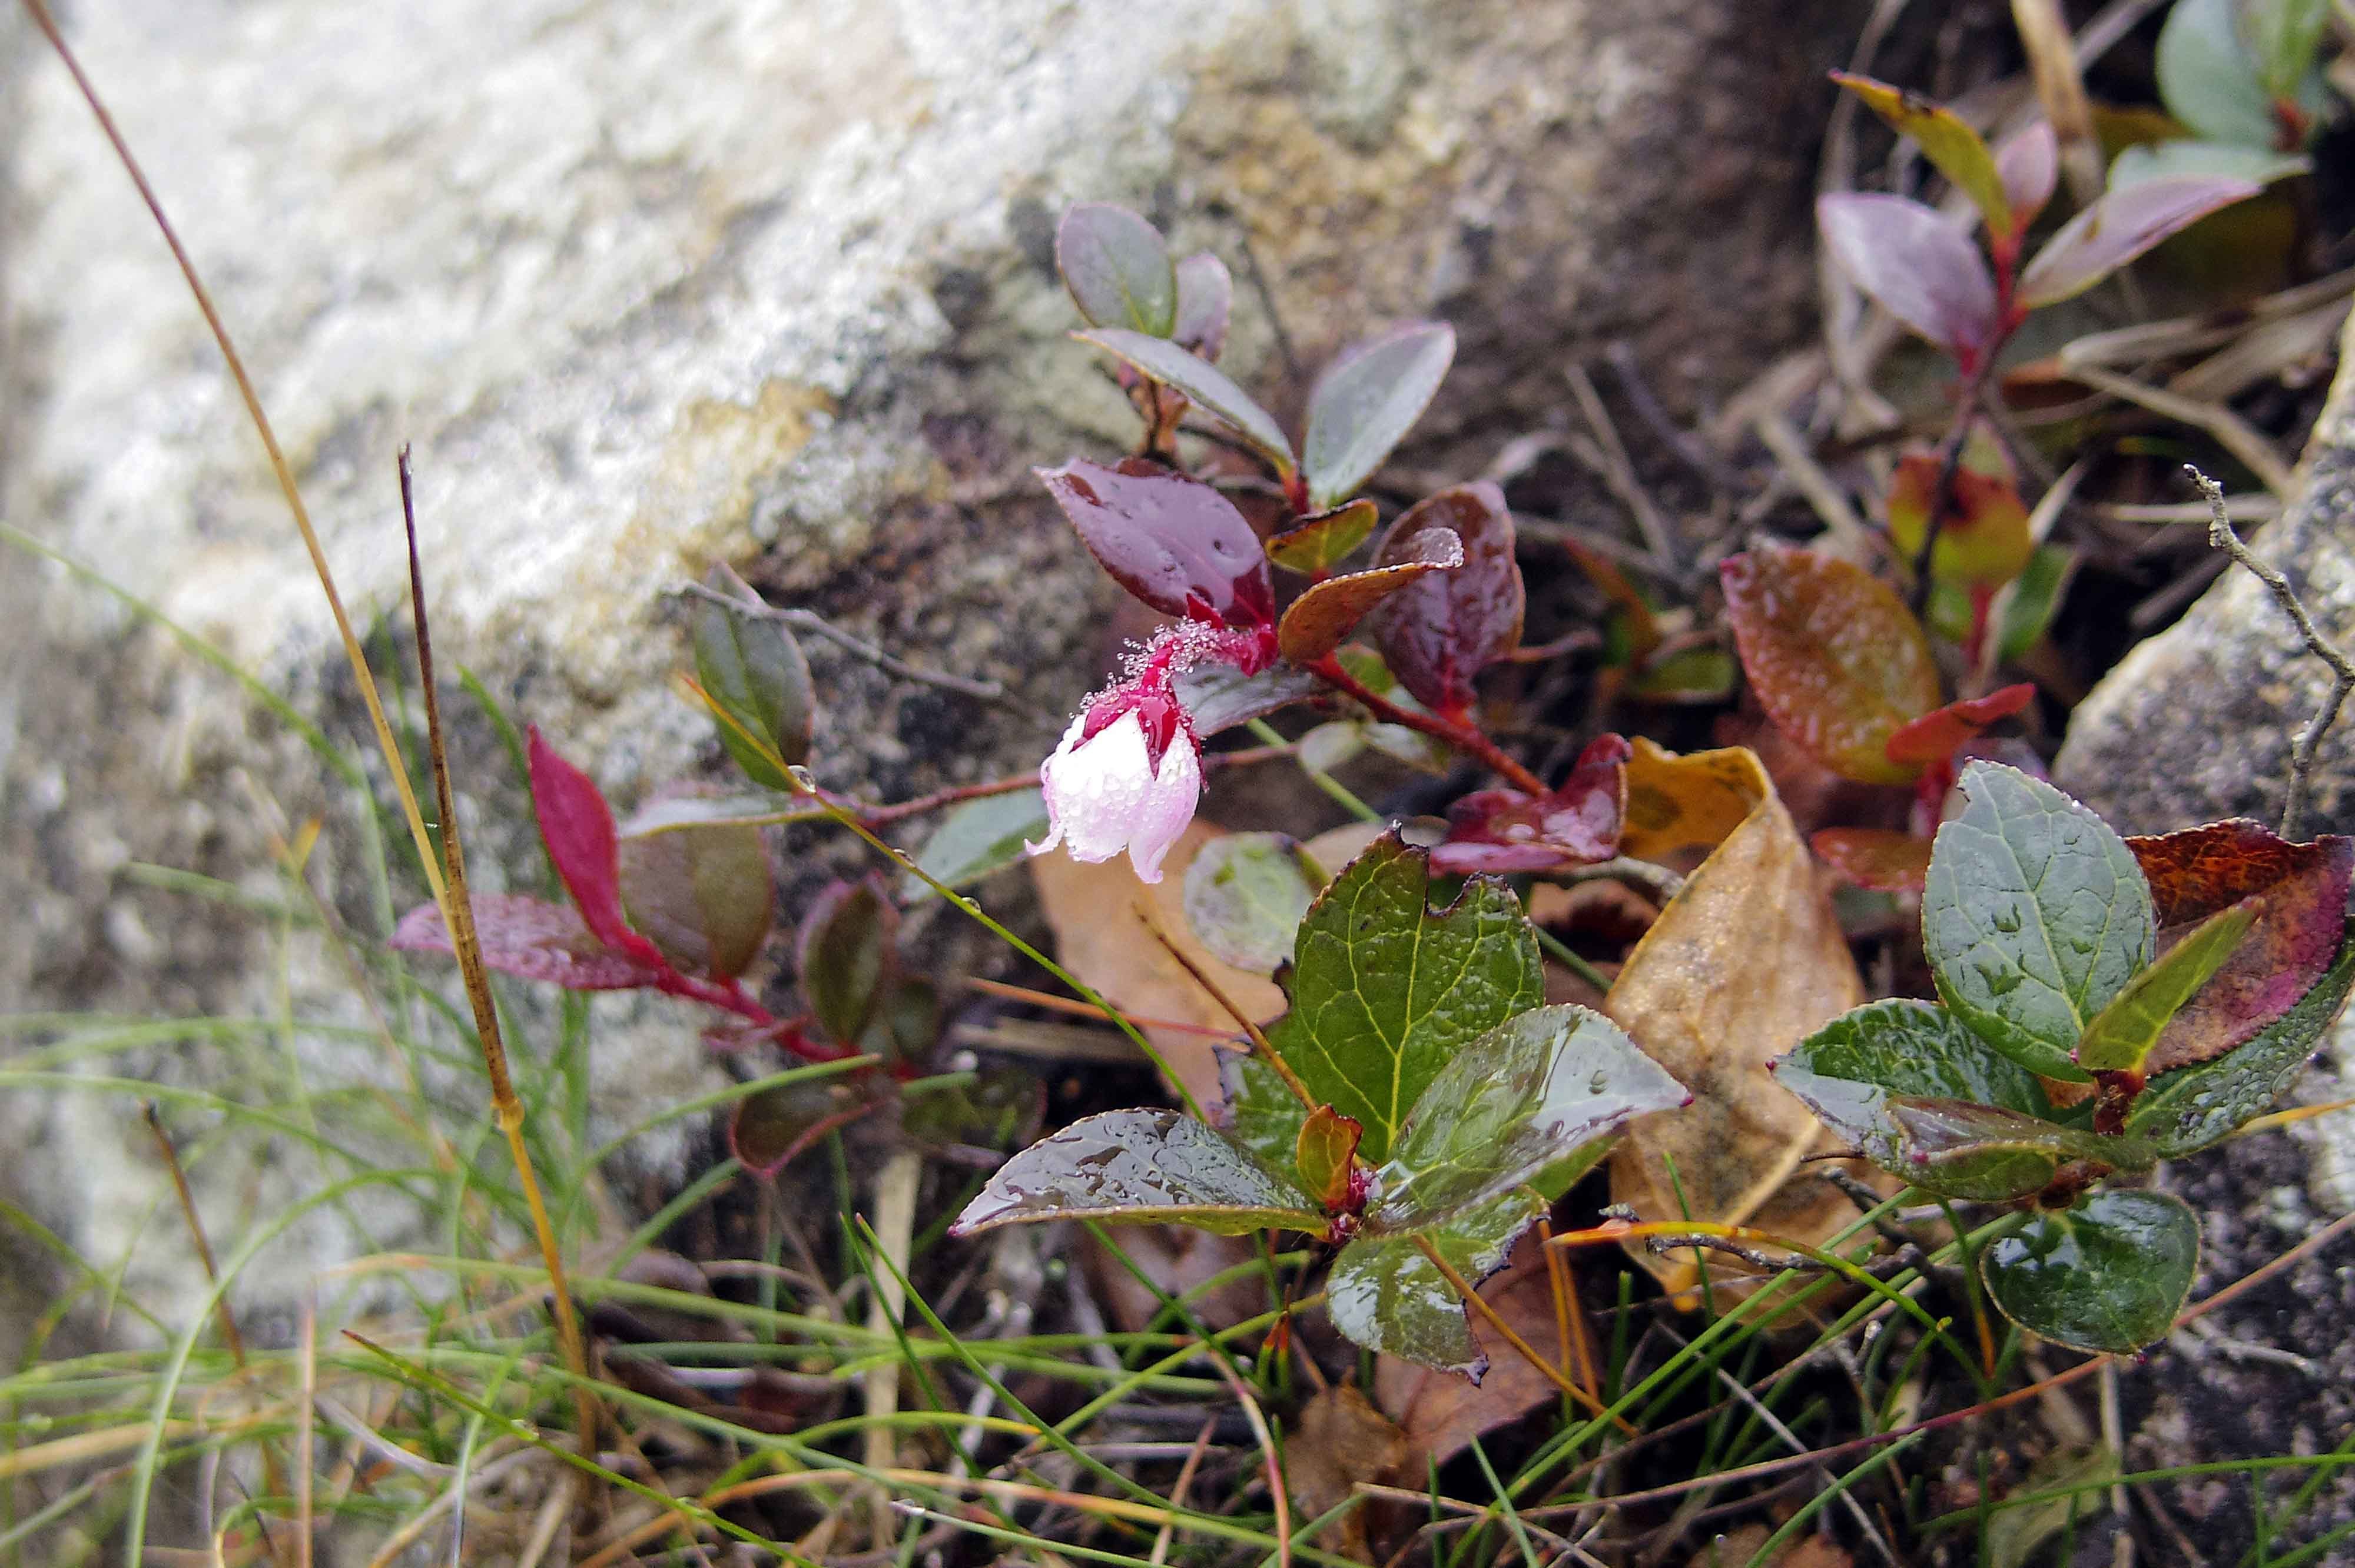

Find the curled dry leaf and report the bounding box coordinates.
[1286,1384,1412,1564]
[1603,743,1876,1295]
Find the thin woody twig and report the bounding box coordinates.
[2192,464,2355,840]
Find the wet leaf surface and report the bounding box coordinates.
[1883,683,2036,768]
[1037,458,1275,627]
[1604,746,1872,1290]
[1183,831,1326,976]
[2124,820,2354,1072]
[1225,833,1542,1171]
[1432,735,1629,875]
[1267,500,1378,577]
[1923,763,2154,1082]
[692,581,816,785]
[1775,999,2062,1200]
[1278,529,1462,663]
[1301,321,1456,509]
[1328,1186,1543,1379]
[1173,657,1325,736]
[1056,201,1176,335]
[1810,827,1933,893]
[616,819,772,981]
[1981,1188,2199,1353]
[1074,328,1295,477]
[1368,483,1523,715]
[900,788,1049,900]
[1720,546,1941,786]
[1294,1104,1363,1214]
[1373,1235,1564,1464]
[950,1108,1322,1236]
[1816,191,1999,358]
[797,878,895,1047]
[2074,901,2254,1075]
[2018,173,2261,307]
[1832,72,2015,240]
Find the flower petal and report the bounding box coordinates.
[1041,711,1156,865]
[1126,730,1203,883]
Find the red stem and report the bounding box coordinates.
[1307,656,1547,795]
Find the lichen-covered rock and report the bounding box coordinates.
[0,0,1856,1338]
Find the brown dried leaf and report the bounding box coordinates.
[1286,1385,1412,1564]
[1604,745,1875,1296]
[1374,1235,1567,1466]
[1082,1224,1265,1334]
[1031,820,1284,1110]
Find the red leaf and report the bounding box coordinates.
[1368,483,1524,715]
[1816,191,2000,359]
[2126,820,2355,1073]
[1036,458,1276,629]
[1719,546,1942,786]
[390,893,671,991]
[1883,683,2035,766]
[1432,735,1628,875]
[1275,528,1461,664]
[1811,828,1934,893]
[529,727,669,967]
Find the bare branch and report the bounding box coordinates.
[2192,463,2355,840]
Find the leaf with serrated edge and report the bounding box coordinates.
[1223,833,1543,1171]
[1302,322,1457,510]
[1366,1004,1686,1233]
[1056,202,1176,335]
[901,789,1049,901]
[1268,500,1378,576]
[950,1109,1323,1236]
[1328,1187,1543,1378]
[1184,832,1325,976]
[1981,1188,2198,1354]
[2128,923,2355,1157]
[1075,328,1295,476]
[2018,174,2261,308]
[1832,72,2014,239]
[1774,998,2058,1201]
[1923,763,2154,1082]
[2075,901,2255,1075]
[1278,529,1461,663]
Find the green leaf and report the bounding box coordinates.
[1923,763,2155,1082]
[2110,139,2310,188]
[797,879,895,1045]
[1183,832,1326,976]
[1981,1188,2199,1353]
[2157,0,2285,147]
[2074,901,2254,1074]
[1326,1187,1543,1378]
[949,1109,1324,1236]
[1074,328,1295,478]
[857,974,941,1068]
[1886,1099,2152,1178]
[692,581,816,787]
[900,789,1049,901]
[1294,1105,1362,1213]
[901,1064,1046,1153]
[1999,543,2075,662]
[2251,0,2334,104]
[1056,202,1177,336]
[1366,1004,1686,1231]
[1301,322,1456,510]
[2127,921,2355,1156]
[1268,500,1378,576]
[1831,71,2015,240]
[1224,833,1544,1171]
[1985,1446,2121,1568]
[1774,999,2062,1200]
[616,820,774,981]
[731,1078,873,1180]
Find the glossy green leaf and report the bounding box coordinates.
[1923,763,2155,1082]
[1267,500,1379,577]
[1075,328,1295,477]
[2155,0,2325,147]
[1832,71,2015,239]
[1183,832,1327,976]
[2110,139,2310,187]
[1981,1188,2199,1353]
[1302,322,1457,510]
[1367,1004,1686,1231]
[2074,901,2254,1074]
[2018,173,2262,307]
[1225,833,1544,1170]
[1172,657,1324,736]
[2127,922,2355,1156]
[616,820,773,981]
[1295,1105,1362,1213]
[797,879,895,1046]
[949,1109,1324,1236]
[693,582,817,786]
[900,788,1049,901]
[1326,1186,1543,1378]
[1888,1098,2152,1176]
[1056,202,1177,335]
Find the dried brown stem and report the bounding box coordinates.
[2192,464,2355,840]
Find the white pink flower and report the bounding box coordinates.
[1030,690,1202,883]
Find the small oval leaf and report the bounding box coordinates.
[692,582,817,785]
[617,820,774,981]
[900,789,1050,901]
[2017,174,2262,308]
[1981,1188,2199,1354]
[1277,529,1462,664]
[1183,831,1326,976]
[1368,484,1523,715]
[1302,322,1457,510]
[1056,202,1177,335]
[797,879,898,1047]
[1267,499,1378,576]
[950,1108,1323,1235]
[1172,251,1233,360]
[1817,191,2000,358]
[1036,457,1276,627]
[1831,72,2014,239]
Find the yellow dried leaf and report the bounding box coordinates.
[1618,738,1767,862]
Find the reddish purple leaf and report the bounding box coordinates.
[391,893,671,991]
[2125,820,2354,1073]
[529,726,671,968]
[2017,174,2262,307]
[1432,735,1629,875]
[1276,527,1462,664]
[797,877,898,1047]
[1995,122,2058,232]
[1883,683,2036,767]
[729,1078,877,1180]
[1368,483,1524,716]
[1816,191,2000,360]
[1172,252,1232,361]
[1811,828,1933,893]
[1036,457,1276,629]
[1056,202,1176,335]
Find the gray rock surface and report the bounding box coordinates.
[0,0,1856,1346]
